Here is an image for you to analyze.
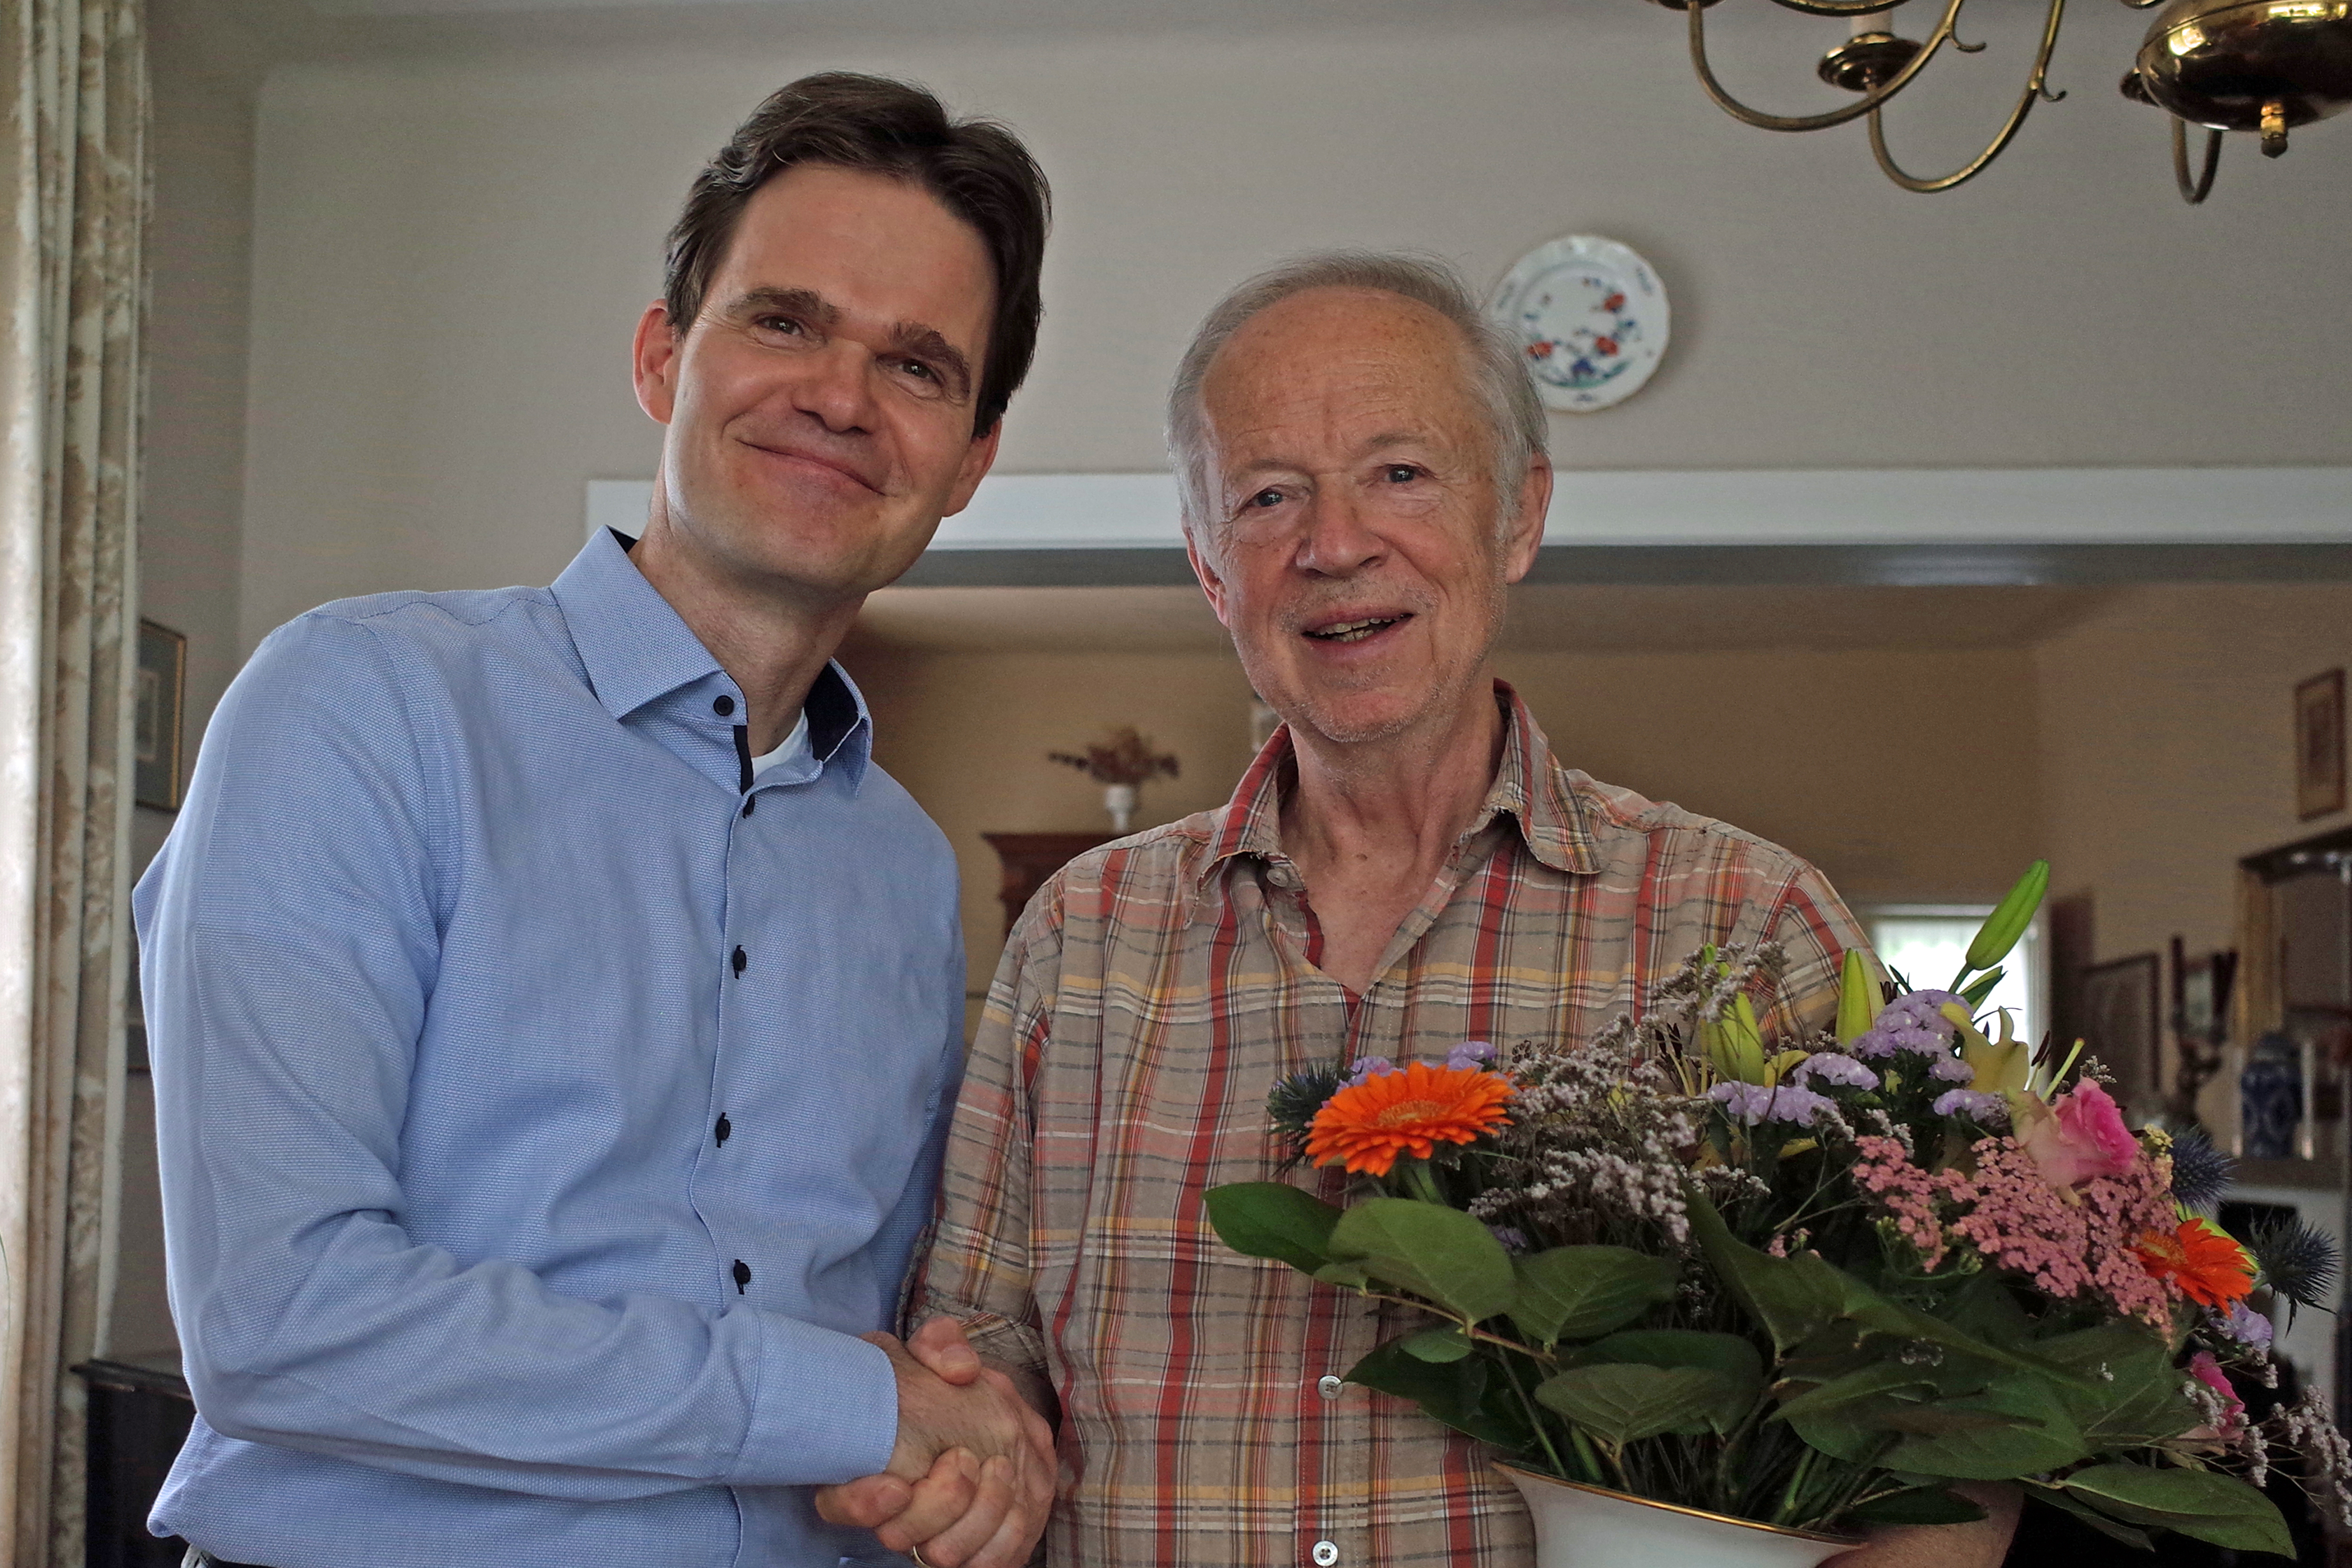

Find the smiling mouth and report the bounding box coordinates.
[746,441,880,495]
[1305,615,1409,645]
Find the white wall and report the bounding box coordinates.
[236,8,2352,648]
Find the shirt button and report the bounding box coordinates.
[730,946,747,976]
[712,695,735,716]
[1317,1375,1343,1400]
[732,1259,752,1293]
[1312,1542,1338,1567]
[714,1114,731,1146]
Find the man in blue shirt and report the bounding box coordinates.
[136,74,1052,1568]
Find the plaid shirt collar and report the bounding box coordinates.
[1198,679,1601,886]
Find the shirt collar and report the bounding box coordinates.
[551,528,726,722]
[1197,679,1599,887]
[550,527,874,789]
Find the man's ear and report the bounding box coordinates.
[632,302,681,426]
[1184,526,1233,629]
[940,418,1006,518]
[1501,448,1553,585]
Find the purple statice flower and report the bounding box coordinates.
[1709,1080,1834,1127]
[1930,1055,1977,1084]
[1791,1052,1878,1091]
[1932,1088,2010,1126]
[1851,991,1970,1059]
[1488,1225,1531,1255]
[1447,1041,1497,1071]
[2224,1300,2277,1348]
[1344,1055,1394,1087]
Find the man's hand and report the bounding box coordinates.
[814,1317,1055,1568]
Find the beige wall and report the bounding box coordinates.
[234,12,2352,650]
[117,29,262,1360]
[2037,584,2352,990]
[847,634,2044,1003]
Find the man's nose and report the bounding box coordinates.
[1292,488,1385,577]
[788,341,880,435]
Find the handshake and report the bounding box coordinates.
[816,1317,1056,1568]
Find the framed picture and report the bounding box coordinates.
[135,619,186,811]
[2080,952,2161,1105]
[2296,667,2345,820]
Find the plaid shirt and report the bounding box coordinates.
[918,683,1868,1567]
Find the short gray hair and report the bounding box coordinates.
[1166,250,1545,543]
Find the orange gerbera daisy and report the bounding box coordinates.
[2136,1218,2256,1308]
[1305,1061,1513,1178]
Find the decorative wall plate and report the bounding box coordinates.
[1486,236,1670,413]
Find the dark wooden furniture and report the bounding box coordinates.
[72,1353,193,1568]
[982,832,1108,935]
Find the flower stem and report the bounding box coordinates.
[1401,1160,1446,1205]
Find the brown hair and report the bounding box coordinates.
[664,72,1051,434]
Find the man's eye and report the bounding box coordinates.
[1384,464,1419,483]
[1248,489,1285,509]
[899,359,936,382]
[757,316,806,336]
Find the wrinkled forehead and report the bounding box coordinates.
[1197,287,1488,459]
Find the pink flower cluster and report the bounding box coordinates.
[1854,1136,1955,1271]
[1850,1132,2184,1326]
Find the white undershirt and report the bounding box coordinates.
[747,709,810,780]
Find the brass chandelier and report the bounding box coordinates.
[1654,0,2352,200]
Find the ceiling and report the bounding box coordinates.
[848,583,2127,655]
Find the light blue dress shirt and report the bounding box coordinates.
[134,529,962,1568]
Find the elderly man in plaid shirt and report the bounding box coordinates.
[836,251,1948,1567]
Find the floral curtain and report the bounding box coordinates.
[0,0,146,1559]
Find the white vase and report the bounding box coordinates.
[1103,782,1136,834]
[1497,1463,1859,1568]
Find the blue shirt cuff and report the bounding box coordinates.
[733,1314,899,1487]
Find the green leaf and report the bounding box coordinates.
[1345,1339,1520,1448]
[1574,1330,1763,1433]
[1845,1487,1988,1527]
[2034,1323,2202,1447]
[2056,1464,2296,1558]
[2026,1483,2156,1551]
[1508,1246,1679,1347]
[1203,1182,1343,1274]
[1312,1260,1370,1289]
[1400,1327,1473,1363]
[1774,1360,1940,1424]
[1535,1362,1742,1447]
[1833,1272,2092,1390]
[1958,968,2006,1011]
[1883,1371,2090,1479]
[1328,1198,1517,1323]
[1682,1188,1845,1353]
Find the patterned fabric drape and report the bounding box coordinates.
[0,0,146,1560]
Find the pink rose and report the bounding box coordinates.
[2019,1080,2139,1188]
[2187,1351,2246,1438]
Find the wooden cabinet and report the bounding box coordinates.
[71,1355,193,1568]
[982,832,1108,936]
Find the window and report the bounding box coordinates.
[1864,906,2044,1049]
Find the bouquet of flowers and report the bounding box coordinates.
[1206,863,2350,1554]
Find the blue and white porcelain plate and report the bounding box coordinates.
[1486,235,1670,413]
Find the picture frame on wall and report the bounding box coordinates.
[2296,667,2345,821]
[2081,952,2161,1108]
[135,619,187,811]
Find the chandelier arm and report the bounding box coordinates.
[1861,0,2068,190]
[2171,116,2224,202]
[1686,0,1965,131]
